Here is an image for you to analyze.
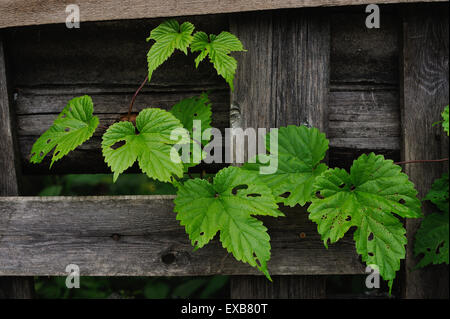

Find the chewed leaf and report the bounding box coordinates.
[414,211,449,268]
[146,20,195,82]
[242,125,329,206]
[415,173,449,268]
[101,108,186,182]
[191,31,245,90]
[308,153,422,287]
[174,166,284,279]
[30,95,99,167]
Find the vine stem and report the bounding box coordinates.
[127,75,148,118]
[394,158,449,165]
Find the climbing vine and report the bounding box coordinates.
[30,20,449,293]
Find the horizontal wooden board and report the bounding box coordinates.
[0,1,445,29]
[328,88,401,150]
[16,85,401,173]
[0,196,365,276]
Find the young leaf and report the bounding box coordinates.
[170,93,212,144]
[174,166,284,279]
[30,95,99,167]
[308,153,422,288]
[242,125,329,206]
[415,173,449,268]
[146,20,195,82]
[190,31,244,90]
[102,108,186,182]
[414,211,449,268]
[170,93,212,171]
[442,105,449,136]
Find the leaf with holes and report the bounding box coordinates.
[442,105,449,136]
[146,20,195,82]
[102,108,187,182]
[414,211,449,268]
[191,31,244,90]
[242,125,329,207]
[30,95,99,168]
[308,153,422,290]
[174,166,284,279]
[170,93,212,171]
[415,173,449,268]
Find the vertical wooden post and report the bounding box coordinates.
[0,35,34,299]
[229,9,330,298]
[401,3,449,299]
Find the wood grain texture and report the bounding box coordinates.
[329,88,401,150]
[0,196,365,276]
[230,10,330,132]
[401,3,449,299]
[229,9,330,298]
[0,0,445,29]
[0,37,34,299]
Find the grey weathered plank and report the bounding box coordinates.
[0,0,445,29]
[0,196,365,276]
[329,89,400,149]
[229,8,330,298]
[16,86,401,174]
[0,36,34,298]
[401,3,449,299]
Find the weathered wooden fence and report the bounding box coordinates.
[0,0,448,298]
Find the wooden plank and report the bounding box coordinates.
[401,3,449,299]
[329,89,400,149]
[0,1,445,29]
[15,87,402,174]
[229,8,330,299]
[0,36,34,298]
[0,196,365,276]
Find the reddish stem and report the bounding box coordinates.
[127,75,148,117]
[394,158,449,165]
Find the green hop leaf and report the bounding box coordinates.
[30,95,99,167]
[174,166,284,279]
[442,105,449,136]
[242,125,329,207]
[191,31,245,90]
[414,211,449,268]
[308,153,422,288]
[102,108,186,182]
[146,20,195,82]
[170,93,212,144]
[170,93,212,172]
[415,173,449,268]
[424,173,449,213]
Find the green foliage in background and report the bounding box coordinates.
[35,276,228,299]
